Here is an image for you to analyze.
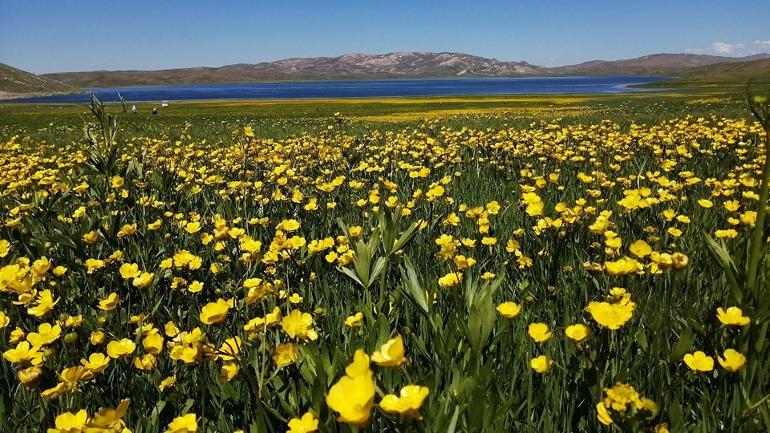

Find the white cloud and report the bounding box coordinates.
[754,40,770,46]
[711,41,744,54]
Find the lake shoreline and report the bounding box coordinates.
[2,76,671,104]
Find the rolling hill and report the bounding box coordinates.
[41,52,770,89]
[549,53,770,76]
[0,63,76,99]
[42,52,546,88]
[1,51,769,97]
[665,57,770,85]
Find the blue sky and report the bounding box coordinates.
[2,0,769,74]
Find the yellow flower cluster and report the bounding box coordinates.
[0,113,767,431]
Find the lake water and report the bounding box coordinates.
[7,76,668,103]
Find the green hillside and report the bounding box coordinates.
[668,58,770,85]
[0,63,76,99]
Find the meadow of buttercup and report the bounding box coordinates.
[1,96,769,433]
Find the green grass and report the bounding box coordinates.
[0,89,755,141]
[0,89,768,433]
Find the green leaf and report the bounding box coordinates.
[670,327,694,362]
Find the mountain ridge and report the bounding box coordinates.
[3,51,769,95]
[0,63,76,99]
[551,52,770,76]
[41,52,546,88]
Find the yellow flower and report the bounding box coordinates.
[596,402,613,426]
[159,375,177,391]
[683,351,714,372]
[132,272,154,288]
[671,252,689,269]
[52,266,68,276]
[371,335,406,367]
[0,239,9,257]
[530,355,553,373]
[281,309,318,341]
[345,349,372,378]
[527,323,552,343]
[715,229,738,239]
[287,411,318,433]
[585,299,635,330]
[49,409,89,433]
[41,382,68,399]
[133,353,157,371]
[438,272,462,288]
[111,175,124,188]
[496,301,522,319]
[32,257,51,276]
[380,385,430,420]
[27,289,60,317]
[603,257,643,276]
[344,312,364,327]
[99,293,120,312]
[564,324,590,342]
[697,199,713,208]
[217,336,241,362]
[274,343,299,367]
[220,362,240,382]
[3,341,44,366]
[18,365,42,385]
[60,365,94,384]
[87,398,131,431]
[326,353,376,426]
[717,349,746,372]
[26,322,62,346]
[452,254,476,270]
[0,311,9,329]
[119,263,141,279]
[187,280,204,293]
[184,221,201,234]
[199,298,230,325]
[83,230,99,244]
[481,236,497,246]
[522,192,544,216]
[724,200,740,212]
[80,353,110,374]
[106,339,136,359]
[716,306,750,326]
[143,333,164,355]
[90,331,106,345]
[117,223,137,238]
[629,240,652,258]
[279,219,300,232]
[166,413,198,433]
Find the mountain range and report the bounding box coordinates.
[2,51,770,98]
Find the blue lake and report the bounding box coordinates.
[7,76,669,103]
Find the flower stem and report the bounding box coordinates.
[746,128,770,292]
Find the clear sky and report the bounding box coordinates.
[2,0,769,74]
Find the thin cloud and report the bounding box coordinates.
[753,40,770,46]
[710,41,744,54]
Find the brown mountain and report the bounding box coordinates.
[43,52,545,88]
[0,63,76,99]
[548,53,770,76]
[4,51,769,94]
[667,57,770,84]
